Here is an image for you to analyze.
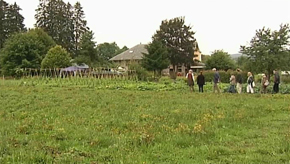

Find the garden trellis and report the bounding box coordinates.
[13,68,137,78]
[2,68,139,88]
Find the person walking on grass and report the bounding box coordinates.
[247,72,255,94]
[273,70,280,94]
[186,69,195,92]
[236,69,243,94]
[212,68,220,93]
[197,71,205,93]
[229,74,236,93]
[261,74,269,94]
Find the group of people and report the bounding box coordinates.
[186,68,281,94]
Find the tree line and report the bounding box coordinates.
[0,0,128,76]
[142,17,290,78]
[0,0,289,77]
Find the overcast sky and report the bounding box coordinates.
[5,0,290,54]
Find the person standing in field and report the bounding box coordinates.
[261,74,269,94]
[236,69,243,94]
[212,68,220,93]
[247,72,254,94]
[186,69,195,92]
[197,71,205,93]
[273,70,280,94]
[229,74,236,93]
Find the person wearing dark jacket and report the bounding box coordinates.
[197,71,205,93]
[273,70,280,93]
[212,68,220,93]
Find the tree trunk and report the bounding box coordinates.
[170,64,177,80]
[267,69,272,80]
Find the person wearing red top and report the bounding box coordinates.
[186,70,195,92]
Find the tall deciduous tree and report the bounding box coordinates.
[116,46,129,55]
[201,54,211,64]
[240,24,290,76]
[0,28,56,75]
[206,50,236,71]
[141,40,170,77]
[236,55,250,71]
[96,42,123,61]
[153,17,196,72]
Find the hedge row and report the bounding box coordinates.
[199,70,248,83]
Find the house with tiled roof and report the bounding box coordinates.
[109,44,146,70]
[110,42,205,74]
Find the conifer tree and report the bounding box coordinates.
[0,0,25,48]
[73,2,89,57]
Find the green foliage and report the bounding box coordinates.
[281,75,290,84]
[202,70,248,83]
[236,55,250,71]
[73,55,91,67]
[0,0,25,48]
[35,0,73,54]
[240,24,290,76]
[75,30,97,66]
[153,17,196,70]
[41,45,71,68]
[35,0,89,55]
[115,46,129,55]
[0,28,55,75]
[141,40,170,77]
[201,54,210,63]
[129,63,150,81]
[73,2,89,57]
[96,42,124,61]
[205,50,237,71]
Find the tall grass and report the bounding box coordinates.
[0,86,290,163]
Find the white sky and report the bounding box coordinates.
[5,0,290,54]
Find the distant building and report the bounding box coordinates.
[193,42,202,61]
[109,44,146,70]
[191,42,206,72]
[110,42,205,75]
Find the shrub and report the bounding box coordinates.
[41,45,71,69]
[129,63,150,81]
[1,28,56,76]
[202,70,248,83]
[281,75,290,84]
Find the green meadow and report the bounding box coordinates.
[0,79,290,163]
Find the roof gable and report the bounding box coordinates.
[110,44,147,61]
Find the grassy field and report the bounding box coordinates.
[0,80,290,163]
